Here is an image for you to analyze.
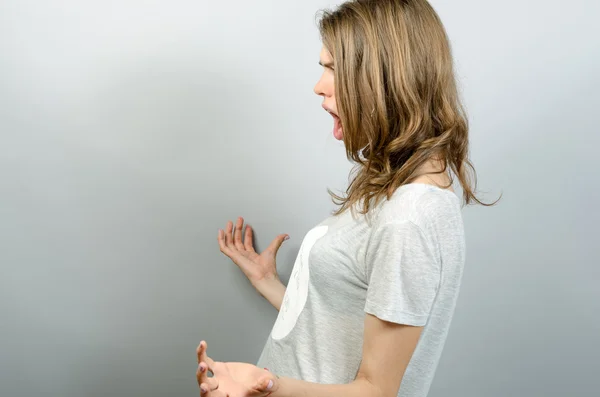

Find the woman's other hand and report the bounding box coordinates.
[196,340,279,397]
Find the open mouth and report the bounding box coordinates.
[323,106,343,140]
[330,112,343,140]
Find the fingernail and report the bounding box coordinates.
[267,380,274,390]
[284,235,290,241]
[201,386,207,394]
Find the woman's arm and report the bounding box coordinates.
[253,275,286,311]
[271,314,422,397]
[196,314,422,397]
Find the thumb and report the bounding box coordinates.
[255,374,278,395]
[266,234,289,254]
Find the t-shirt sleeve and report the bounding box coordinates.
[364,220,440,326]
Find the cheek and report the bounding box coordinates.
[324,74,335,95]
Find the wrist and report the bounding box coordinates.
[254,270,279,284]
[252,273,283,293]
[251,274,286,310]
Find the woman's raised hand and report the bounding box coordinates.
[218,217,289,307]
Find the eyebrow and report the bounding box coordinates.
[319,61,334,68]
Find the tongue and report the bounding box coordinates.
[333,116,343,140]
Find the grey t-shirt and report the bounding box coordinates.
[257,183,465,397]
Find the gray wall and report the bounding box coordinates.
[0,1,597,396]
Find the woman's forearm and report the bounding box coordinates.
[253,276,286,311]
[272,376,380,397]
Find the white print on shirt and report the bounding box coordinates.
[271,225,329,340]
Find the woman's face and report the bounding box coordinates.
[314,46,343,141]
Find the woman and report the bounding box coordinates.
[196,1,492,396]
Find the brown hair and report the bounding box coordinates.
[317,0,496,216]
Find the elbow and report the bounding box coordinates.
[354,375,386,397]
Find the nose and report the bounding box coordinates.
[313,73,325,96]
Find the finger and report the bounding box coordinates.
[233,217,245,250]
[265,234,289,255]
[244,224,256,252]
[200,382,227,397]
[218,231,249,266]
[253,374,276,395]
[196,341,215,367]
[197,361,219,395]
[218,230,233,256]
[225,221,234,248]
[196,340,206,364]
[196,341,216,371]
[197,368,218,391]
[196,362,209,387]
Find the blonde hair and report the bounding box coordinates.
[317,0,495,216]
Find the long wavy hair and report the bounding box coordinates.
[318,0,495,216]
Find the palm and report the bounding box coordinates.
[236,249,275,280]
[211,362,273,397]
[218,217,287,285]
[223,362,268,390]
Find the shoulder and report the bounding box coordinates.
[372,183,463,236]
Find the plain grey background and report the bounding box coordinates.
[1,0,598,396]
